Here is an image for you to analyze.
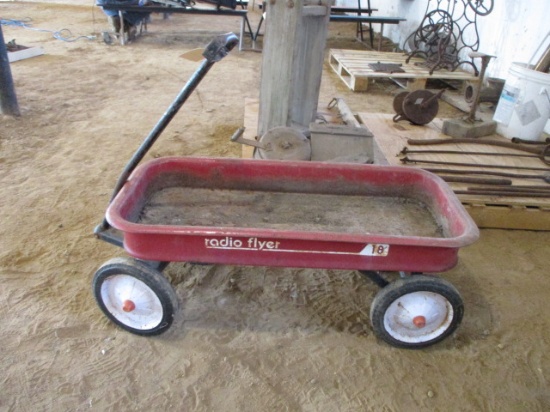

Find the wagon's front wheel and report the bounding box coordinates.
[92,257,178,336]
[370,275,463,349]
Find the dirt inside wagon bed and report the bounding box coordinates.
[1,2,550,411]
[140,188,445,237]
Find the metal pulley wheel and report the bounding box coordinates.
[393,89,445,125]
[254,126,311,161]
[392,91,410,121]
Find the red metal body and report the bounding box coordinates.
[106,157,479,273]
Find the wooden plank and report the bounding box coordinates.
[356,112,550,230]
[328,49,479,91]
[463,203,550,231]
[242,97,259,158]
[7,46,44,63]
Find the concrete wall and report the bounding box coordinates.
[338,0,550,80]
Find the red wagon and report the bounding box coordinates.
[93,33,479,349]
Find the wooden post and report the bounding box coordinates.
[0,25,20,116]
[258,0,331,138]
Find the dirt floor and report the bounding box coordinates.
[1,2,549,411]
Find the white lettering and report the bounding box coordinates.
[205,237,280,251]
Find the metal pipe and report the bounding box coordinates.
[406,138,550,165]
[400,147,540,160]
[511,137,550,145]
[456,189,550,198]
[328,97,361,127]
[467,53,493,123]
[96,33,239,232]
[0,25,20,116]
[407,137,544,155]
[437,175,512,185]
[401,156,550,172]
[467,186,550,193]
[421,167,550,183]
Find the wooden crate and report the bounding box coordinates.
[356,113,550,231]
[328,49,479,92]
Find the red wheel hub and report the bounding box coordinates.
[122,299,136,312]
[413,315,426,328]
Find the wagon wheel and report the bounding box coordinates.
[370,275,463,349]
[92,257,178,336]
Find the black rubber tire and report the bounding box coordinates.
[92,257,178,336]
[370,275,464,349]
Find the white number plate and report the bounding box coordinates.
[360,244,390,257]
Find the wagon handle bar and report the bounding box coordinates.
[96,32,239,234]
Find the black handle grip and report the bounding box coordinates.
[203,32,239,62]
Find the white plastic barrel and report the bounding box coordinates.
[493,63,550,141]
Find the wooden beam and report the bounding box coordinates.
[257,0,331,137]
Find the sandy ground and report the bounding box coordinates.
[1,2,549,411]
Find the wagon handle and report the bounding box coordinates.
[95,32,239,235]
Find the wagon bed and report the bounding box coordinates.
[106,157,478,273]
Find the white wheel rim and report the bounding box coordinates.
[100,274,164,330]
[383,291,454,343]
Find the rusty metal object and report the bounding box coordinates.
[401,156,550,171]
[467,186,550,193]
[437,175,512,185]
[327,97,361,127]
[466,52,494,123]
[406,138,550,165]
[422,167,550,183]
[393,89,445,125]
[230,127,266,149]
[505,184,550,190]
[456,189,550,198]
[400,146,542,160]
[511,137,550,145]
[403,1,493,75]
[392,91,409,122]
[464,77,504,104]
[368,62,405,74]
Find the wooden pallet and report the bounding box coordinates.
[356,113,550,231]
[328,49,479,92]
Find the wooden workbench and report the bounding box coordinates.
[100,3,254,50]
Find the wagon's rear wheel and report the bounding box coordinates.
[92,257,178,336]
[370,275,463,349]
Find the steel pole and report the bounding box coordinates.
[0,25,20,116]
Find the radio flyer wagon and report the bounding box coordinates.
[93,33,479,349]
